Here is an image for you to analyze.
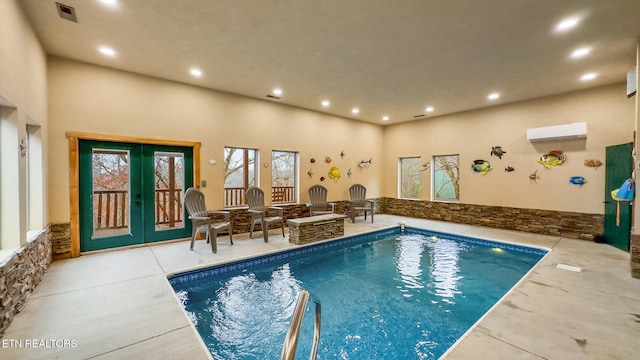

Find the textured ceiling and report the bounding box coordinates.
[19,0,640,125]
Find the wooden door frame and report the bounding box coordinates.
[66,132,201,257]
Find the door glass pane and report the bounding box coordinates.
[154,151,185,231]
[92,149,130,238]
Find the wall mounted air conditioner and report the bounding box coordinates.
[526,122,587,142]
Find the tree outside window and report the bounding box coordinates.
[399,157,421,199]
[433,154,459,201]
[224,147,257,206]
[272,150,297,203]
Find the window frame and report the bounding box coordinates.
[398,156,422,200]
[271,150,299,204]
[431,154,460,202]
[223,146,259,207]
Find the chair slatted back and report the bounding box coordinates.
[308,185,329,212]
[246,186,267,211]
[349,184,368,207]
[185,187,208,226]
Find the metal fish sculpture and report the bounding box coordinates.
[358,158,372,168]
[310,158,316,163]
[537,150,566,169]
[340,150,345,159]
[471,160,492,175]
[325,156,332,163]
[569,176,587,186]
[329,166,340,181]
[421,162,431,171]
[307,168,313,178]
[490,146,507,159]
[505,166,515,172]
[584,159,603,169]
[529,170,540,183]
[320,176,325,181]
[347,168,352,177]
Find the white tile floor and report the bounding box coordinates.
[3,215,640,359]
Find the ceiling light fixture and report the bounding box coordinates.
[273,88,283,97]
[382,116,389,121]
[580,73,597,81]
[352,108,359,115]
[321,100,330,107]
[487,93,500,101]
[98,46,116,57]
[190,68,202,77]
[571,47,591,59]
[98,0,118,7]
[425,106,434,113]
[555,18,579,32]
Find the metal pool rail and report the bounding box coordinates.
[280,289,321,360]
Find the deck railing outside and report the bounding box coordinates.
[93,189,183,230]
[224,186,295,207]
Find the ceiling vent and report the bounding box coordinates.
[265,94,281,100]
[56,2,77,22]
[413,114,425,118]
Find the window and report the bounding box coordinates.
[399,157,421,199]
[224,147,257,207]
[433,154,459,202]
[1,106,20,250]
[27,123,44,232]
[272,150,298,203]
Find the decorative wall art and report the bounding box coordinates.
[340,150,345,159]
[325,156,332,163]
[490,146,507,159]
[422,162,431,171]
[307,169,314,178]
[584,159,603,169]
[538,150,566,169]
[471,159,492,175]
[505,166,515,172]
[529,170,540,183]
[569,176,587,186]
[358,158,372,168]
[347,168,352,177]
[329,166,340,181]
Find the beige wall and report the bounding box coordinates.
[383,83,635,214]
[47,57,384,223]
[0,0,48,248]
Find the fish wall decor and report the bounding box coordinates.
[529,170,540,183]
[584,159,603,169]
[504,166,515,172]
[307,169,313,178]
[347,168,352,177]
[358,158,372,168]
[325,156,332,163]
[329,166,340,181]
[538,150,566,169]
[340,150,345,159]
[472,160,492,175]
[569,176,587,186]
[490,146,507,159]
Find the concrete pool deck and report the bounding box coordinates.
[2,215,639,359]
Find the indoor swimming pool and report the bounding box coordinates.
[168,227,548,359]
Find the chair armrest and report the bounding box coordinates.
[188,215,211,221]
[305,203,312,208]
[327,202,336,211]
[248,209,265,215]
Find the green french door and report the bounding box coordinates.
[603,142,633,251]
[79,140,193,251]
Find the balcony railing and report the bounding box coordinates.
[93,189,183,231]
[224,186,295,207]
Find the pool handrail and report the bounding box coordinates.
[280,289,321,360]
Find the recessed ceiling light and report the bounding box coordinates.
[425,106,434,113]
[190,68,202,77]
[487,93,500,101]
[555,18,579,32]
[321,100,330,107]
[382,116,389,121]
[98,46,116,57]
[580,73,597,81]
[571,47,591,59]
[273,88,283,96]
[352,108,359,115]
[98,0,118,7]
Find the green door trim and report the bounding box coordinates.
[603,142,633,251]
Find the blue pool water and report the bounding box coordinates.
[168,227,547,359]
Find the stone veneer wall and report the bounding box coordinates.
[631,234,640,279]
[51,223,72,260]
[0,227,52,336]
[379,197,603,240]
